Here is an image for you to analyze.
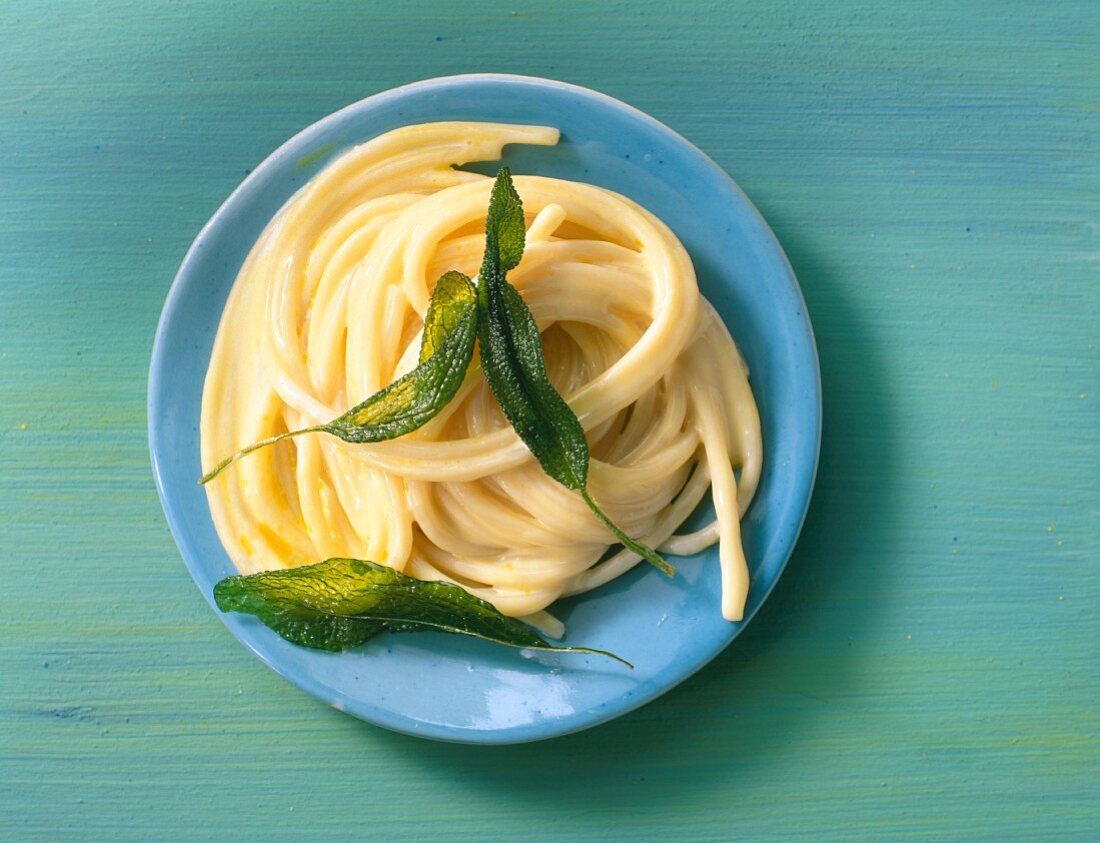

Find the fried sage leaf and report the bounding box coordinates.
[475,169,675,577]
[214,558,631,666]
[201,270,478,484]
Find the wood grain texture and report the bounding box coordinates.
[1,1,1096,839]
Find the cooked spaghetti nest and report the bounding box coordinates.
[201,121,762,631]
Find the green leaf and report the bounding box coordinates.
[324,271,476,441]
[475,169,675,577]
[483,165,526,273]
[214,558,632,667]
[201,270,478,483]
[417,270,477,364]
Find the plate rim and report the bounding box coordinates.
[148,72,822,744]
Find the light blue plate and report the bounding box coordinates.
[148,74,821,744]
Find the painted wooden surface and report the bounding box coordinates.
[2,1,1096,839]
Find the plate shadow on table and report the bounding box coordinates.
[353,224,902,802]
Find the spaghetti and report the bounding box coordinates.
[201,122,761,628]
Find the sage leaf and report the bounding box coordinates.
[201,270,478,484]
[475,169,675,577]
[214,558,632,667]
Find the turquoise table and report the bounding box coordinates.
[3,2,1096,839]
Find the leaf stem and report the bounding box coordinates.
[526,644,634,670]
[350,613,634,668]
[199,426,325,484]
[582,489,677,578]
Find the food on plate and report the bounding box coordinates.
[200,123,761,657]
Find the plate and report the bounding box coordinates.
[148,74,821,744]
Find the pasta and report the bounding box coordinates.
[200,122,762,629]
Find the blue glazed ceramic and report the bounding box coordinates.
[149,74,821,744]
